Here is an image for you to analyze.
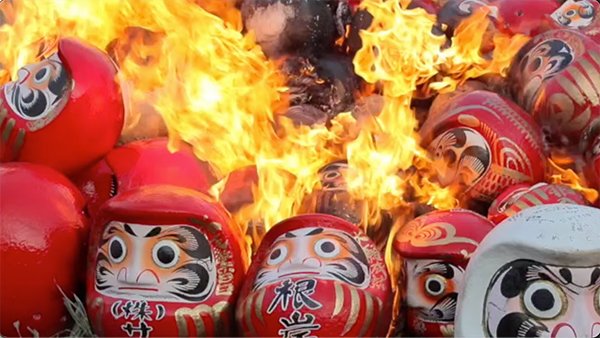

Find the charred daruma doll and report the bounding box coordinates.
[420,90,546,204]
[86,186,246,337]
[236,214,392,337]
[455,204,600,338]
[509,29,600,152]
[0,38,124,175]
[393,209,494,337]
[0,163,88,337]
[75,138,215,217]
[487,182,588,224]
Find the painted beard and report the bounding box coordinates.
[252,227,371,290]
[485,259,600,338]
[95,222,217,303]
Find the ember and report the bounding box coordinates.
[1,0,600,337]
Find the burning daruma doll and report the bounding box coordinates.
[393,209,495,337]
[86,185,246,337]
[420,90,546,204]
[236,214,392,337]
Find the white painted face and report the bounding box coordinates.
[429,127,491,189]
[253,227,370,290]
[552,0,596,28]
[405,259,465,324]
[455,204,600,338]
[4,54,71,126]
[518,39,574,110]
[486,260,600,337]
[95,222,217,303]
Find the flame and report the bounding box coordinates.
[548,158,599,204]
[1,0,529,247]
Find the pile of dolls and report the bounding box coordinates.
[1,0,600,337]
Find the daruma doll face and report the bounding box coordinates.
[86,186,246,337]
[236,214,392,337]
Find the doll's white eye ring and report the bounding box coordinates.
[152,240,180,269]
[425,274,447,297]
[33,66,52,84]
[522,280,565,320]
[314,238,340,258]
[267,244,288,265]
[108,236,127,264]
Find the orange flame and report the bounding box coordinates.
[1,0,532,247]
[548,158,599,204]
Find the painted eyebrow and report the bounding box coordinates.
[528,266,580,294]
[306,228,324,236]
[144,227,161,238]
[284,232,297,238]
[416,262,452,275]
[157,227,189,243]
[123,223,137,237]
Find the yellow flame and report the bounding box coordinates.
[1,0,531,247]
[548,158,599,204]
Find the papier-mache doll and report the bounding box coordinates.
[236,214,392,337]
[86,185,247,337]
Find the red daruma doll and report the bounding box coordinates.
[0,38,124,175]
[393,209,495,337]
[86,185,247,337]
[236,214,392,337]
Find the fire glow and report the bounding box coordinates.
[0,0,592,250]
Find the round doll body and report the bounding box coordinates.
[488,183,588,224]
[509,29,600,151]
[86,186,247,337]
[420,90,546,203]
[455,204,600,338]
[75,138,215,217]
[0,38,124,175]
[393,209,495,337]
[0,163,88,337]
[236,214,392,337]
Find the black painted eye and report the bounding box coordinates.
[315,239,340,258]
[152,240,180,268]
[34,67,51,83]
[108,236,127,263]
[530,57,543,72]
[523,281,564,319]
[566,9,576,17]
[267,244,288,265]
[425,274,447,296]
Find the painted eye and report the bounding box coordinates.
[566,9,576,17]
[267,245,288,265]
[523,281,565,319]
[34,66,52,83]
[529,57,543,72]
[108,236,127,263]
[152,240,180,268]
[424,274,447,297]
[314,239,340,258]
